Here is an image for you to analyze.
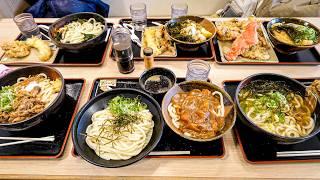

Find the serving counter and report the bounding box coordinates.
[0,17,320,179]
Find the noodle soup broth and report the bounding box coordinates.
[237,77,320,143]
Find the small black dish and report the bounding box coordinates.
[0,65,65,131]
[49,12,108,53]
[72,88,164,168]
[235,73,320,144]
[266,18,320,54]
[139,67,176,96]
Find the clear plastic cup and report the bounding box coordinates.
[130,3,147,31]
[186,59,211,81]
[171,3,188,19]
[13,13,41,38]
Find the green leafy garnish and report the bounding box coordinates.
[0,86,15,112]
[108,96,147,133]
[276,23,318,43]
[83,34,96,41]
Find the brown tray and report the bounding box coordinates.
[110,18,215,61]
[214,21,320,65]
[223,78,320,164]
[72,77,225,159]
[0,22,113,67]
[0,78,85,159]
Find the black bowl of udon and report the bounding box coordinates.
[0,65,65,131]
[235,73,320,144]
[266,18,320,54]
[72,88,164,168]
[48,12,107,53]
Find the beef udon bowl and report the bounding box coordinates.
[0,65,65,131]
[235,73,320,144]
[162,81,236,142]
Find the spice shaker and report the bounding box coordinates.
[143,47,154,70]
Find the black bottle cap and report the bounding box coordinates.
[143,47,153,56]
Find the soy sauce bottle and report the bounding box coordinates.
[111,27,135,74]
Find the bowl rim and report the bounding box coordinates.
[161,80,237,142]
[48,12,107,46]
[235,73,320,141]
[72,88,164,168]
[0,65,65,126]
[139,67,177,95]
[266,17,320,48]
[165,15,217,45]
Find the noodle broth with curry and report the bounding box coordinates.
[162,81,236,142]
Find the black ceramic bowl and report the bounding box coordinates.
[49,12,107,53]
[235,73,320,144]
[165,16,216,51]
[162,81,236,142]
[266,18,320,54]
[139,67,176,96]
[72,88,164,168]
[0,65,65,131]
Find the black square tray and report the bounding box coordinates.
[1,23,113,67]
[0,79,85,159]
[223,78,320,163]
[110,18,215,61]
[73,77,225,158]
[213,21,320,65]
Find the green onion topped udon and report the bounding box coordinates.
[238,80,315,138]
[85,96,154,160]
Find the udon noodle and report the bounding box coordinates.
[238,80,315,138]
[0,73,62,123]
[168,89,226,139]
[85,96,154,160]
[56,18,105,44]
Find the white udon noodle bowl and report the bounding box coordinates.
[85,108,154,160]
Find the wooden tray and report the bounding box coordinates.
[110,18,215,61]
[0,23,113,67]
[223,78,320,164]
[72,77,225,159]
[0,79,85,159]
[214,21,320,65]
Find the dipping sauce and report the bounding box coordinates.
[144,75,173,94]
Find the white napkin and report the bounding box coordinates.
[0,65,11,78]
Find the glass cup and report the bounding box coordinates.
[13,13,41,38]
[186,59,211,81]
[130,3,147,31]
[171,3,188,19]
[111,27,135,74]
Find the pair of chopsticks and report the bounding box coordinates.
[0,136,55,147]
[277,150,320,157]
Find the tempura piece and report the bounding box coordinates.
[1,41,31,58]
[26,37,52,61]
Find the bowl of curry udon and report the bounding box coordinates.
[0,65,65,131]
[235,73,320,144]
[162,81,236,142]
